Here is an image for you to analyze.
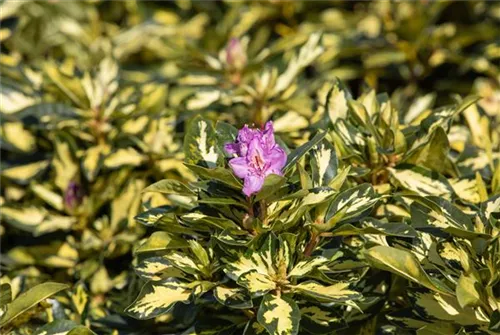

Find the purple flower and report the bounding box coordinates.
[225,121,287,196]
[64,181,84,211]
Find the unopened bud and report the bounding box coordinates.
[64,181,84,212]
[226,38,247,70]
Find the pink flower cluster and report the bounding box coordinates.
[225,122,287,196]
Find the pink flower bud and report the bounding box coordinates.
[226,38,247,70]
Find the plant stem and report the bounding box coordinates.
[259,200,268,226]
[247,197,254,217]
[304,232,319,257]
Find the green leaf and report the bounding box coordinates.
[67,326,98,335]
[300,304,347,334]
[255,174,287,202]
[188,240,210,267]
[404,127,450,173]
[456,273,483,308]
[0,284,12,308]
[14,103,77,123]
[490,310,500,332]
[257,294,300,335]
[142,179,195,196]
[135,231,189,254]
[184,116,220,168]
[216,121,238,158]
[181,212,240,230]
[34,320,80,335]
[185,164,242,189]
[0,282,69,327]
[125,279,192,320]
[364,246,453,296]
[198,197,247,208]
[285,132,327,171]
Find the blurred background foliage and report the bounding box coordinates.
[0,0,499,334]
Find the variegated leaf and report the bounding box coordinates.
[185,164,242,189]
[0,121,36,153]
[135,256,186,281]
[134,206,175,227]
[0,282,69,327]
[483,195,500,221]
[450,178,480,204]
[456,273,483,309]
[409,196,482,239]
[103,148,146,169]
[364,246,453,296]
[125,279,192,320]
[81,145,107,182]
[408,288,486,327]
[310,140,338,187]
[290,281,361,302]
[224,236,276,281]
[135,231,189,254]
[31,184,63,211]
[164,252,201,276]
[324,184,378,225]
[300,304,347,334]
[326,81,350,124]
[142,179,195,196]
[300,188,336,207]
[257,294,300,335]
[388,165,454,197]
[285,132,327,171]
[237,270,276,296]
[1,160,49,184]
[213,286,253,309]
[404,127,450,173]
[184,116,220,168]
[288,257,328,278]
[181,212,240,231]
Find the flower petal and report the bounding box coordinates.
[225,143,240,155]
[229,157,250,179]
[248,137,265,160]
[268,147,287,171]
[262,121,275,149]
[243,175,265,196]
[238,125,258,143]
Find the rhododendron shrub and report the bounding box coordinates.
[1,1,500,334]
[127,87,500,334]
